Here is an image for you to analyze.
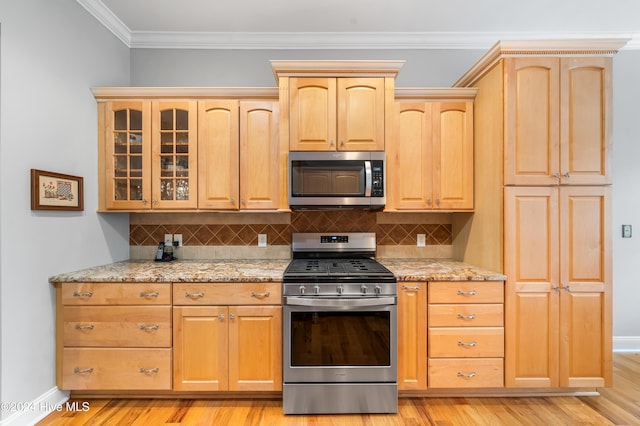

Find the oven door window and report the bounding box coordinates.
[290,311,391,366]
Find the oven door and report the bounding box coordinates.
[283,296,397,384]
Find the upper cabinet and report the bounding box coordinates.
[95,88,283,212]
[100,100,198,210]
[387,89,476,211]
[272,60,404,152]
[504,56,612,186]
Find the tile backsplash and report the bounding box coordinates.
[129,211,453,259]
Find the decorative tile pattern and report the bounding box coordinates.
[130,211,452,246]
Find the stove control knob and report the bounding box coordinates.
[361,285,368,294]
[337,285,344,295]
[313,285,320,295]
[375,285,382,295]
[299,285,306,295]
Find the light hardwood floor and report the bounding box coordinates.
[39,353,640,425]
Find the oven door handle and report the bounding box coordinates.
[285,296,396,308]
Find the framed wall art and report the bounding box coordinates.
[31,169,84,211]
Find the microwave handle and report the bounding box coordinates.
[364,161,372,197]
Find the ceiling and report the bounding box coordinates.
[78,0,640,49]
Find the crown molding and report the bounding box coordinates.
[91,87,279,100]
[77,1,638,51]
[270,60,405,79]
[395,87,478,102]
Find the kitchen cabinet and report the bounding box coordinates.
[271,60,403,153]
[397,282,427,390]
[453,40,622,390]
[99,101,198,210]
[504,57,611,186]
[388,93,474,210]
[198,100,280,210]
[288,77,385,151]
[56,283,172,390]
[172,283,282,391]
[427,281,504,388]
[504,186,611,388]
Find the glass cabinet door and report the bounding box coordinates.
[151,101,198,209]
[105,101,151,209]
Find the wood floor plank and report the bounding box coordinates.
[39,353,640,425]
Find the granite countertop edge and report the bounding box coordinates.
[49,258,506,284]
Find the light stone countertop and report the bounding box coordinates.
[49,258,505,283]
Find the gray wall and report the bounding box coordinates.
[0,0,130,423]
[132,46,640,349]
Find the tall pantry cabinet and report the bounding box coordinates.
[454,40,626,389]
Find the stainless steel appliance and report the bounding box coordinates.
[288,151,386,210]
[282,232,397,414]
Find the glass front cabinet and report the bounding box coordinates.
[100,101,198,210]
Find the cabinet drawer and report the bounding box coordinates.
[173,282,281,305]
[428,304,504,327]
[429,281,504,304]
[61,283,171,305]
[61,348,171,390]
[63,306,171,347]
[428,358,504,388]
[428,327,504,357]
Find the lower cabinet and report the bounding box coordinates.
[397,280,505,391]
[172,283,282,391]
[57,282,172,390]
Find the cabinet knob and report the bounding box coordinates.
[553,173,561,179]
[229,313,236,320]
[340,140,345,147]
[330,140,335,146]
[152,199,158,205]
[142,198,148,205]
[563,172,571,178]
[241,198,246,205]
[230,198,235,204]
[427,199,432,206]
[218,314,225,320]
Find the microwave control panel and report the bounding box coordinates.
[371,161,384,197]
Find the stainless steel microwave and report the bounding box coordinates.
[288,151,385,210]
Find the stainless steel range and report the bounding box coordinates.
[282,232,398,415]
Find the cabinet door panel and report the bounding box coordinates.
[505,58,560,185]
[433,102,474,209]
[198,100,239,209]
[228,306,282,391]
[397,283,427,390]
[289,78,336,151]
[560,58,612,185]
[173,306,228,391]
[240,101,280,209]
[390,103,433,209]
[337,78,385,151]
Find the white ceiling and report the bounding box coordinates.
[78,0,640,49]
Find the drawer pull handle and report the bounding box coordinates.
[185,292,204,298]
[457,371,477,379]
[140,291,159,298]
[456,313,477,320]
[72,291,93,298]
[251,291,270,298]
[402,285,421,291]
[139,367,159,374]
[458,340,478,348]
[457,289,477,296]
[139,324,159,331]
[75,324,94,330]
[74,367,94,374]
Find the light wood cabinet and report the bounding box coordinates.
[99,101,198,210]
[288,77,385,151]
[198,100,280,210]
[504,57,611,186]
[504,186,612,388]
[56,283,172,390]
[397,282,427,390]
[172,283,282,392]
[388,95,474,211]
[428,281,504,388]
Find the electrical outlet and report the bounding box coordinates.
[164,234,173,246]
[417,234,426,247]
[622,224,632,238]
[258,234,267,248]
[174,234,183,247]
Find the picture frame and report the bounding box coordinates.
[31,169,84,211]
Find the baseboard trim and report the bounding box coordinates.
[0,387,69,426]
[613,336,640,352]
